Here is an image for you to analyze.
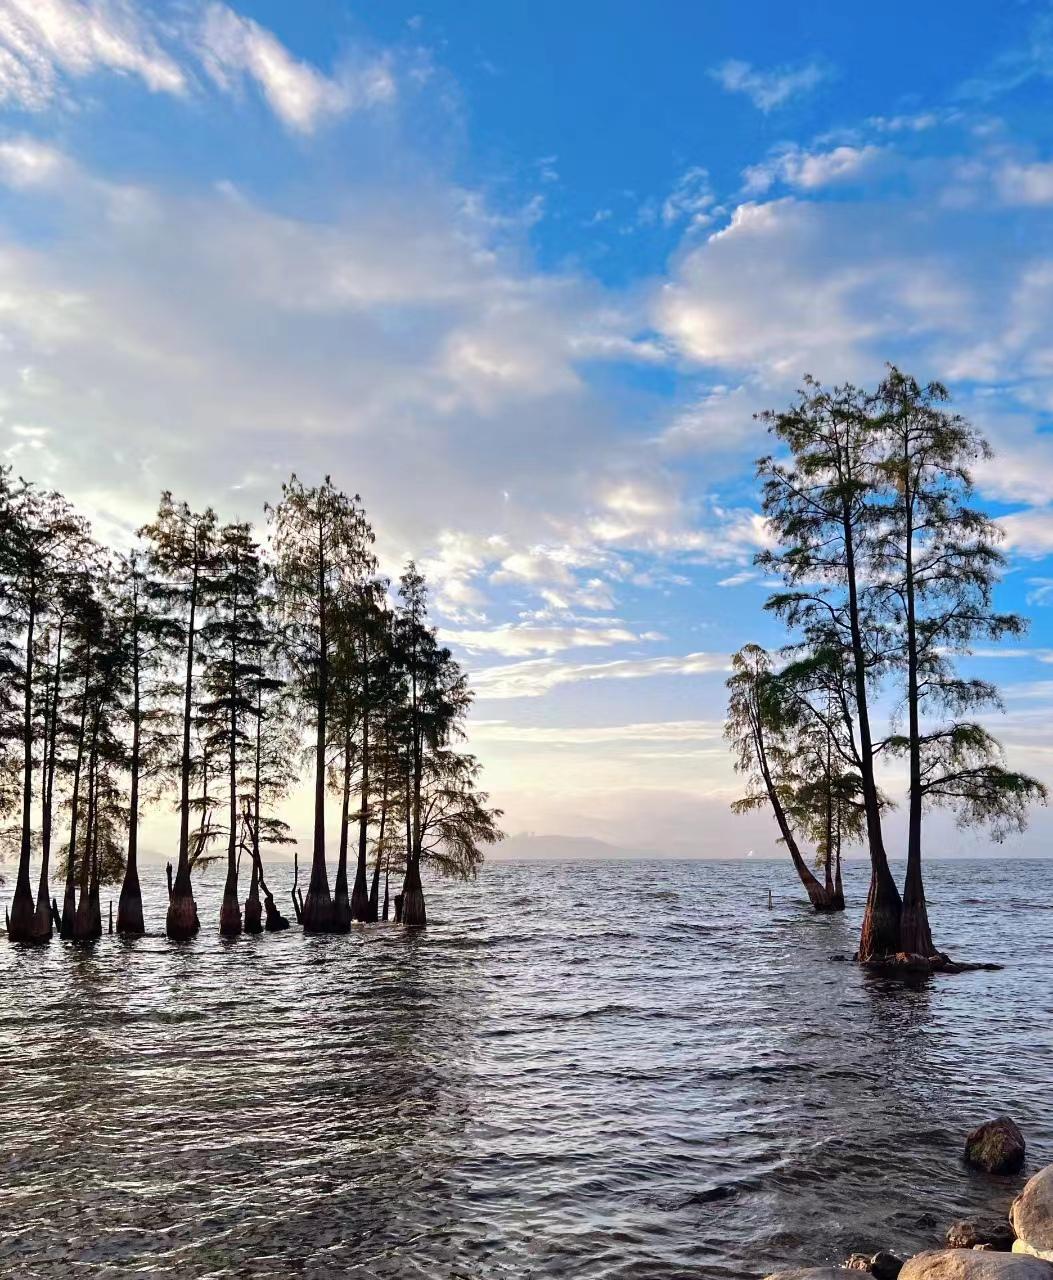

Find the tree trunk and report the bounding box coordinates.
[61,658,90,939]
[244,682,264,933]
[34,617,63,939]
[9,587,43,942]
[117,607,144,935]
[351,639,370,921]
[302,516,333,932]
[751,706,836,911]
[73,721,100,941]
[840,474,901,958]
[332,724,352,932]
[367,775,388,922]
[900,455,936,958]
[244,839,263,934]
[401,853,427,927]
[219,583,242,938]
[168,549,200,942]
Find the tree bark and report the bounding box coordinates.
[332,722,353,932]
[34,616,63,939]
[168,543,200,942]
[117,599,144,936]
[219,572,242,938]
[9,583,44,942]
[900,447,936,957]
[351,632,370,921]
[302,514,333,932]
[839,451,901,958]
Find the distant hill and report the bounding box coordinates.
[490,832,644,860]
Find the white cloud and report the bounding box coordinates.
[997,159,1053,206]
[0,0,186,109]
[442,622,644,657]
[709,58,829,112]
[471,651,732,699]
[471,719,723,745]
[662,166,716,228]
[743,144,882,195]
[0,137,68,188]
[197,2,395,133]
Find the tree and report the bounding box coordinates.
[1,477,92,942]
[872,368,1047,955]
[113,548,181,936]
[726,644,845,910]
[270,476,370,934]
[200,522,267,937]
[395,564,484,926]
[757,380,902,959]
[141,494,219,941]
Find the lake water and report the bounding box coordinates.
[1,857,1051,1279]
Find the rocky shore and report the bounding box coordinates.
[765,1122,1053,1280]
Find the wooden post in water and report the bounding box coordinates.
[108,901,113,935]
[767,888,773,910]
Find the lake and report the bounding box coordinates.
[1,856,1050,1278]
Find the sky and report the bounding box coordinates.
[4,1,1053,861]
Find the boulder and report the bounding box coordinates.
[965,1118,1027,1175]
[900,1249,1053,1277]
[1012,1165,1053,1262]
[947,1220,1016,1252]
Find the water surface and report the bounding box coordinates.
[1,857,1050,1278]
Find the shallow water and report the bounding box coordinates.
[1,856,1051,1279]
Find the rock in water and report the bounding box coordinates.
[947,1220,1017,1252]
[965,1118,1027,1175]
[1011,1164,1053,1262]
[900,1249,1053,1277]
[871,1251,905,1278]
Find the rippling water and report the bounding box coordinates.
[1,856,1051,1279]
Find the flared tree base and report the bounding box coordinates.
[244,894,263,934]
[116,887,145,936]
[301,888,334,933]
[219,893,243,938]
[8,887,49,943]
[401,883,427,928]
[167,890,200,942]
[264,895,290,931]
[331,890,351,933]
[60,885,76,939]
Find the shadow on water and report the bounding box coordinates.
[0,857,1051,1279]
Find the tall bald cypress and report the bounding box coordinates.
[141,494,218,942]
[270,476,370,934]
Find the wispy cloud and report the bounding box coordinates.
[472,651,731,699]
[471,719,723,745]
[709,58,829,112]
[196,2,395,134]
[0,0,186,109]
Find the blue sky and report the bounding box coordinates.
[4,1,1053,859]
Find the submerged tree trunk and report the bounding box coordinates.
[351,645,370,921]
[367,774,388,922]
[73,721,101,941]
[33,619,63,940]
[61,658,91,939]
[899,470,936,958]
[10,584,44,943]
[244,836,263,934]
[117,614,144,936]
[841,485,901,958]
[168,553,200,942]
[332,724,353,932]
[302,520,333,933]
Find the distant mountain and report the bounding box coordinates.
[490,832,644,860]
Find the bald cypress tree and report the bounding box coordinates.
[757,381,902,960]
[270,476,370,934]
[141,494,218,942]
[873,368,1047,956]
